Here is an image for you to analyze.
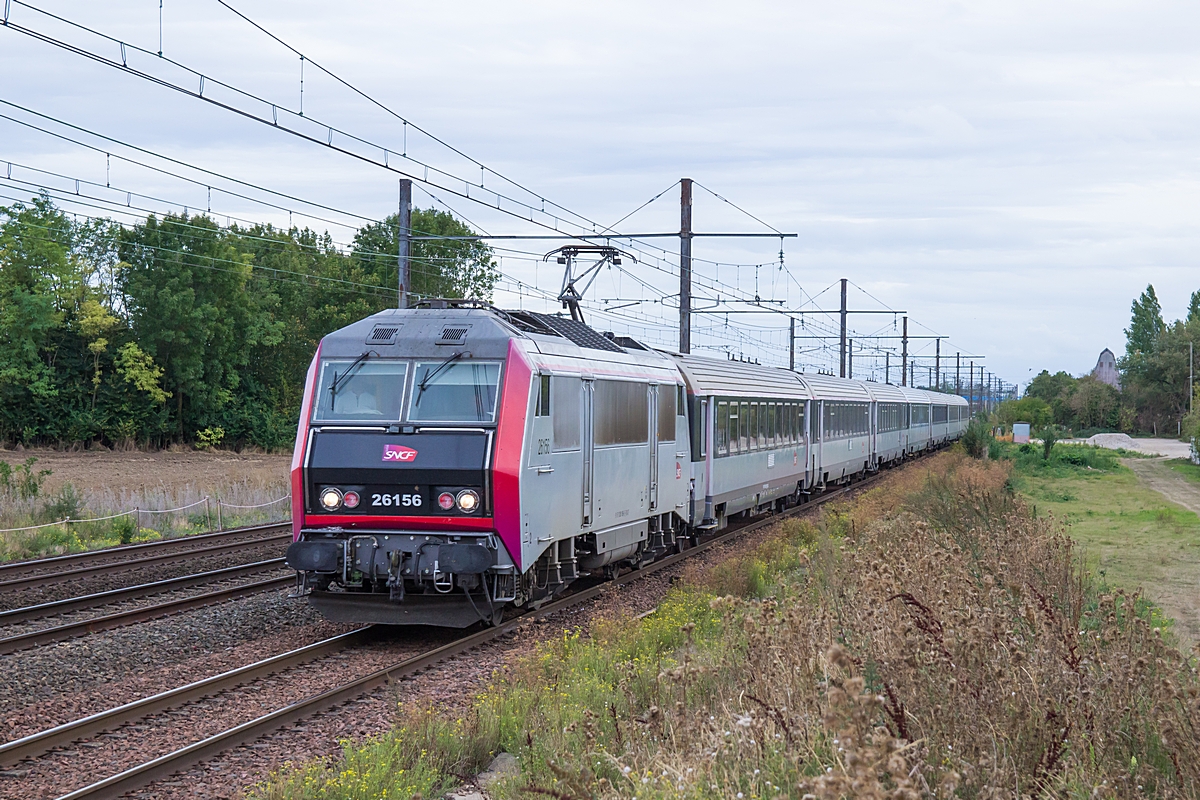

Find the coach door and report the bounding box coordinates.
[648,384,660,511]
[581,378,595,527]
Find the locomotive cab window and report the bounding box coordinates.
[313,360,408,422]
[409,360,501,423]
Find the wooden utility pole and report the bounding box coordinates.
[397,178,412,308]
[679,179,693,354]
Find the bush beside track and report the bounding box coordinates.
[252,452,1200,800]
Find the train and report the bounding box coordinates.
[285,300,970,627]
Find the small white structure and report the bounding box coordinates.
[1013,422,1031,444]
[1092,348,1120,389]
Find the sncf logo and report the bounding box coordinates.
[382,444,418,462]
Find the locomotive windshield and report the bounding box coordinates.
[313,359,408,422]
[409,360,501,423]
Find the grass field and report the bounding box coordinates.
[1005,444,1200,646]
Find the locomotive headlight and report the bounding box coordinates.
[320,488,343,511]
[342,491,361,509]
[437,492,456,511]
[456,489,480,513]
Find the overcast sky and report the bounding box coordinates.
[3,1,1199,389]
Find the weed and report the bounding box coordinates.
[0,457,51,500]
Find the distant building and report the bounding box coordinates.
[1092,348,1120,389]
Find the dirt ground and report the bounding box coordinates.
[0,448,291,494]
[1122,457,1200,647]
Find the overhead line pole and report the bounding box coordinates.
[397,178,412,308]
[839,278,848,378]
[901,317,908,387]
[679,178,693,354]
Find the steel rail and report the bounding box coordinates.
[0,627,374,768]
[50,465,887,800]
[0,523,289,578]
[0,575,294,656]
[0,532,290,593]
[0,559,285,626]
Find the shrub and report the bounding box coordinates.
[961,417,993,458]
[1038,423,1062,459]
[38,484,84,523]
[0,457,51,500]
[195,427,225,450]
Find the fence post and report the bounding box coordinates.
[216,499,223,531]
[205,496,212,530]
[134,507,140,534]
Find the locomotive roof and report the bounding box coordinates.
[671,353,810,399]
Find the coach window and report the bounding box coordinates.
[552,376,580,450]
[717,402,730,455]
[657,385,677,442]
[594,380,648,446]
[739,402,750,452]
[728,402,740,454]
[747,403,758,451]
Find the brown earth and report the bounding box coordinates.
[0,448,291,494]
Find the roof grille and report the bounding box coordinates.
[438,326,470,344]
[524,313,625,353]
[366,325,401,345]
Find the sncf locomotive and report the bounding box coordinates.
[285,301,970,627]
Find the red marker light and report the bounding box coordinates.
[438,492,455,511]
[342,491,360,509]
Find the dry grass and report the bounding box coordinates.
[253,453,1200,800]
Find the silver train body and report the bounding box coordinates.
[286,304,969,627]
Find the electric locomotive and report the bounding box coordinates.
[285,299,970,628]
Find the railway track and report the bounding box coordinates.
[0,560,292,655]
[3,465,894,800]
[0,523,290,593]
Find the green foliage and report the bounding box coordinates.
[995,396,1053,428]
[1037,424,1061,459]
[960,417,992,458]
[1001,441,1121,478]
[0,457,51,500]
[39,484,84,523]
[1189,290,1200,324]
[1126,284,1165,360]
[195,427,225,450]
[0,196,496,449]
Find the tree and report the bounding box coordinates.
[995,397,1053,429]
[1123,284,1164,369]
[117,214,265,440]
[1037,425,1061,460]
[1024,370,1078,426]
[1068,376,1120,430]
[1189,290,1200,324]
[351,208,498,302]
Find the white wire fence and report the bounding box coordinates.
[0,494,291,536]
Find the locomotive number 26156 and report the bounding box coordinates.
[371,493,422,507]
